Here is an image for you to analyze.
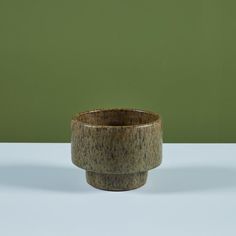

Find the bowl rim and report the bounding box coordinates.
[71,108,161,128]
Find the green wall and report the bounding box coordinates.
[0,0,235,142]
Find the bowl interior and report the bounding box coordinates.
[75,109,160,126]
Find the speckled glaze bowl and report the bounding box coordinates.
[71,109,162,191]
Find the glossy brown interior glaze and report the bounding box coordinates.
[75,109,160,127]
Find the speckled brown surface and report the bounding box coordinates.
[86,171,148,191]
[71,109,162,191]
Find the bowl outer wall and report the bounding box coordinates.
[71,121,162,174]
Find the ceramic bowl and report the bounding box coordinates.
[71,108,162,191]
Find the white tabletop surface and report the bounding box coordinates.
[0,143,235,236]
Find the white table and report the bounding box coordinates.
[0,143,235,236]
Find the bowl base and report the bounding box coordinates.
[86,171,147,191]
